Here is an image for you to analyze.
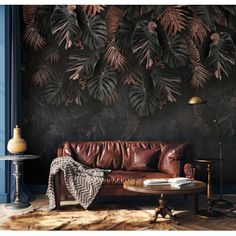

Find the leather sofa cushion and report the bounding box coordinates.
[68,142,122,170]
[104,170,171,185]
[127,148,160,171]
[158,142,188,177]
[119,141,161,170]
[61,141,162,170]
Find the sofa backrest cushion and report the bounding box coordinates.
[58,141,191,176]
[158,142,189,177]
[72,141,122,169]
[127,147,161,171]
[120,142,161,170]
[59,141,162,170]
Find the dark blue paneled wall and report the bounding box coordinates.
[0,6,9,203]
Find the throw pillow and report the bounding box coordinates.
[158,142,189,177]
[127,148,160,171]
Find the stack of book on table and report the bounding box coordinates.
[168,177,194,189]
[144,177,194,189]
[143,179,169,186]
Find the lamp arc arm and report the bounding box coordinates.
[205,103,223,159]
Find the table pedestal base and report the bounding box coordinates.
[5,202,31,210]
[150,194,178,224]
[196,209,224,219]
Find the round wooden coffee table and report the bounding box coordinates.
[123,179,206,224]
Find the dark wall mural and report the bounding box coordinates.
[21,5,236,185]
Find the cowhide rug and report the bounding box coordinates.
[0,204,177,231]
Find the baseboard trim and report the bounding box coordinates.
[28,184,236,195]
[0,193,10,203]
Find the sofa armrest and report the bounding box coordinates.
[57,142,73,158]
[184,163,196,179]
[158,142,192,177]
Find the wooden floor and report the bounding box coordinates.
[137,194,236,230]
[0,194,236,230]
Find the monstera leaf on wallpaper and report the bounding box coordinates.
[44,42,60,64]
[208,6,227,27]
[207,32,236,80]
[120,112,140,140]
[219,6,236,30]
[217,97,236,137]
[122,69,142,86]
[151,67,181,102]
[66,80,86,105]
[191,6,214,29]
[67,48,99,80]
[51,5,82,49]
[116,19,133,54]
[82,15,107,49]
[228,14,236,30]
[86,109,115,139]
[129,84,157,117]
[22,5,236,121]
[36,6,54,36]
[43,75,67,106]
[162,34,188,68]
[132,20,162,69]
[87,67,118,105]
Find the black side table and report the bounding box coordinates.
[0,155,39,209]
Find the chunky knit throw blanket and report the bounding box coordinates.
[46,156,110,210]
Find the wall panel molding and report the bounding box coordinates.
[0,5,10,203]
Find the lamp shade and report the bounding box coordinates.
[188,96,206,105]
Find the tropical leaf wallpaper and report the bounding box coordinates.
[21,5,236,185]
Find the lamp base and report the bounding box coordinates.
[196,209,224,219]
[225,208,236,218]
[212,198,233,209]
[5,202,31,210]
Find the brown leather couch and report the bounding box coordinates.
[54,141,195,209]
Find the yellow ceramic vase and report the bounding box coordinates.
[7,125,27,154]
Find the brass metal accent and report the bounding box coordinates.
[196,160,224,219]
[123,179,206,223]
[188,97,233,209]
[188,96,206,105]
[150,194,179,224]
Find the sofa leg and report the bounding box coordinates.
[54,173,61,210]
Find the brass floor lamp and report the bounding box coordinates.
[188,96,233,209]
